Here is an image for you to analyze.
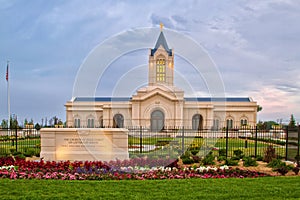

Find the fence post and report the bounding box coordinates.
[15,128,18,152]
[285,126,288,161]
[255,126,258,158]
[182,126,185,154]
[225,126,229,158]
[139,126,143,154]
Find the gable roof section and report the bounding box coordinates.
[132,87,182,102]
[151,31,172,56]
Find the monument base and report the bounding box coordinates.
[40,128,129,161]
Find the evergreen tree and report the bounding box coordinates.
[35,123,41,130]
[289,114,296,128]
[257,105,263,112]
[1,119,8,128]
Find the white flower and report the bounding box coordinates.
[196,166,206,172]
[220,165,229,170]
[166,167,172,172]
[0,165,15,170]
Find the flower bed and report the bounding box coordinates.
[0,157,269,180]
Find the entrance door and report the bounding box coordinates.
[192,114,203,130]
[113,114,124,128]
[151,110,164,132]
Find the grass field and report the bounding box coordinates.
[129,136,286,158]
[0,177,300,199]
[0,136,289,159]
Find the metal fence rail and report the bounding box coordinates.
[0,128,40,157]
[0,126,299,162]
[128,126,293,160]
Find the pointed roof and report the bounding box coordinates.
[151,31,172,56]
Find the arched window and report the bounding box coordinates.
[241,119,248,126]
[226,119,234,129]
[87,118,94,128]
[113,114,124,128]
[156,58,166,82]
[151,110,164,132]
[192,114,203,130]
[74,118,80,128]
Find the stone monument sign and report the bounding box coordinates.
[40,128,129,161]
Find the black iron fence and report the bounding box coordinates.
[128,126,299,160]
[0,126,299,162]
[0,128,40,157]
[286,127,300,162]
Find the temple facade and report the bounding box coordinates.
[65,29,257,130]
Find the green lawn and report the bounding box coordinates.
[0,177,300,199]
[129,136,286,158]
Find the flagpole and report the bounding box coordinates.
[6,61,10,129]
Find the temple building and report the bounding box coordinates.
[65,28,257,131]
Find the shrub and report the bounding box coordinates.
[10,148,16,154]
[243,157,258,167]
[15,154,26,159]
[263,145,276,163]
[35,151,40,157]
[192,155,201,163]
[287,164,295,171]
[231,156,240,161]
[12,151,23,156]
[225,158,239,166]
[292,167,299,175]
[267,159,294,176]
[191,150,199,156]
[217,156,226,162]
[180,151,191,159]
[256,156,263,161]
[24,148,36,157]
[266,159,284,168]
[274,166,289,176]
[218,149,226,157]
[201,152,215,165]
[182,157,194,164]
[233,149,244,159]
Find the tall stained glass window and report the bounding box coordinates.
[156,59,166,82]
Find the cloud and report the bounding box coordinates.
[0,0,299,124]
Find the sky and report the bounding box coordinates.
[0,0,299,125]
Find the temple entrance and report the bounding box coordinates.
[151,110,164,132]
[192,114,203,130]
[113,114,124,128]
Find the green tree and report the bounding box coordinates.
[289,114,296,128]
[257,120,265,130]
[1,119,8,128]
[35,123,41,130]
[24,118,28,127]
[263,121,278,130]
[257,105,263,112]
[10,115,19,129]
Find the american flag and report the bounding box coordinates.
[6,62,8,81]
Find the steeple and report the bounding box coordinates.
[151,28,172,56]
[148,26,174,86]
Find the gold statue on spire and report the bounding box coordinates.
[160,22,164,31]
